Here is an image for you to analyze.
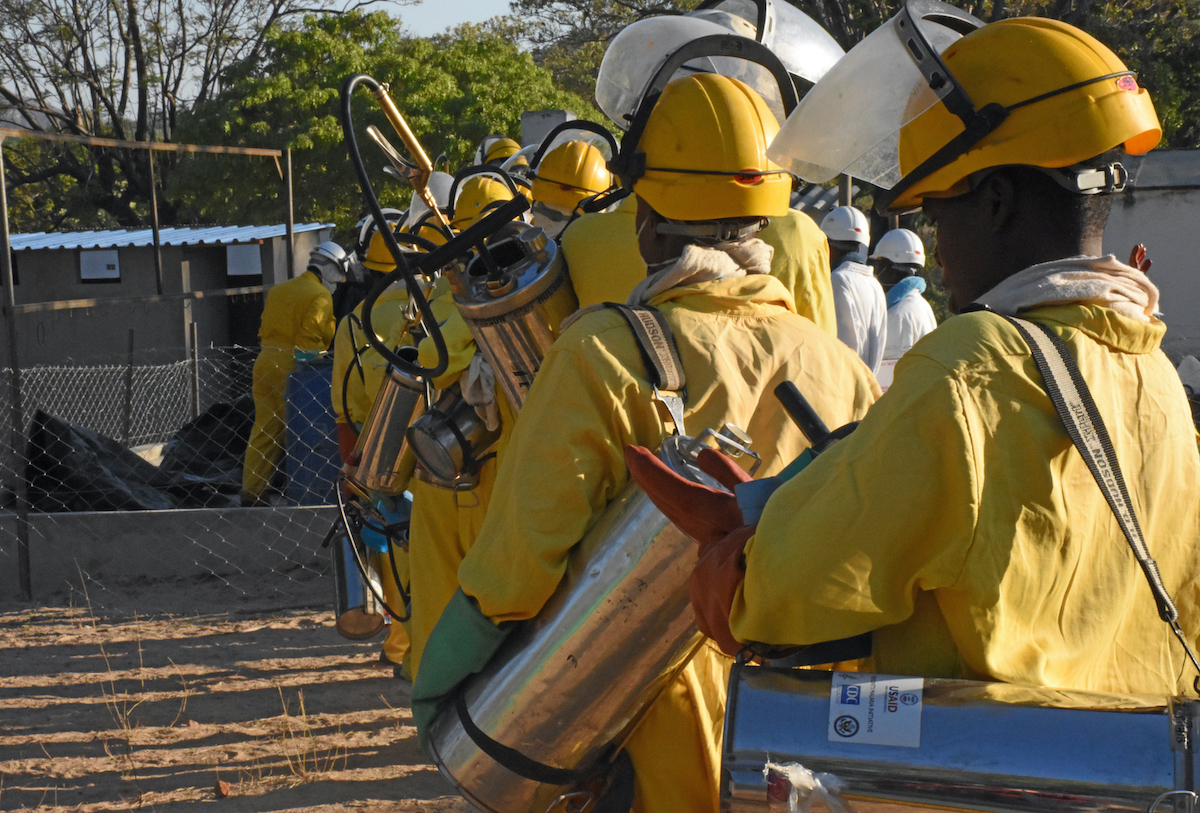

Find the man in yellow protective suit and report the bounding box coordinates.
[403,175,517,678]
[635,16,1200,698]
[331,224,421,676]
[528,140,613,239]
[241,243,339,506]
[412,73,879,813]
[562,178,837,334]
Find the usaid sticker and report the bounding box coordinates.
[828,671,923,748]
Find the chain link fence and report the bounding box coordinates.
[0,343,346,619]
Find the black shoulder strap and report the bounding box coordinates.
[603,303,687,400]
[1004,315,1200,684]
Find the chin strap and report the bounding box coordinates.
[1006,315,1200,693]
[655,217,768,243]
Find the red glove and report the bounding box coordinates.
[337,422,361,466]
[1130,243,1152,273]
[694,447,752,489]
[691,524,755,656]
[624,445,744,547]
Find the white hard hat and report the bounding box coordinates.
[871,228,926,267]
[820,206,870,245]
[309,240,348,284]
[356,208,406,253]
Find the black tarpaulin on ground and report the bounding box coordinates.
[26,396,253,512]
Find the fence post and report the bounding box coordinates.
[284,148,295,278]
[190,322,200,418]
[123,329,134,445]
[148,150,164,296]
[0,138,32,600]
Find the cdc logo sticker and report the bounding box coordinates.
[828,672,924,748]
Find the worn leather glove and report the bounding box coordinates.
[624,445,746,547]
[690,524,756,657]
[411,589,512,758]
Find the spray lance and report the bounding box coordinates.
[732,381,860,525]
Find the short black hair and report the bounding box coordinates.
[996,147,1123,245]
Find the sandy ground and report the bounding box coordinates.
[0,603,471,812]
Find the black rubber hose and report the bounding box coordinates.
[339,73,449,379]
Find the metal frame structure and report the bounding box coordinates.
[0,128,293,601]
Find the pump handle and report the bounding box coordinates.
[773,381,830,447]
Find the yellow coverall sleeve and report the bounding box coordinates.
[330,315,361,426]
[734,352,978,677]
[458,322,661,621]
[561,195,647,308]
[296,288,336,353]
[416,277,478,389]
[759,209,837,336]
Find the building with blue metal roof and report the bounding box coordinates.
[3,223,335,367]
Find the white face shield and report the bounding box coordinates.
[596,15,788,129]
[767,0,982,189]
[312,259,345,287]
[403,171,454,231]
[696,0,844,86]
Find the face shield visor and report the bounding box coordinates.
[767,0,982,190]
[596,15,789,129]
[693,0,845,87]
[500,144,537,175]
[528,121,620,169]
[403,171,454,231]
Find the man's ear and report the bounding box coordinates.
[979,171,1018,234]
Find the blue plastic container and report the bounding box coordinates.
[285,356,340,505]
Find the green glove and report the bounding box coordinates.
[411,588,512,758]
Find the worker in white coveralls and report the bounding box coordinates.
[871,227,938,390]
[821,205,888,373]
[411,72,878,813]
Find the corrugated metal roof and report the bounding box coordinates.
[8,222,335,251]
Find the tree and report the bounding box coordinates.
[0,0,393,231]
[514,0,1200,149]
[511,0,699,100]
[170,11,603,238]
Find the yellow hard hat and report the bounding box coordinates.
[632,73,790,221]
[411,220,451,248]
[532,141,613,211]
[482,136,522,165]
[892,17,1160,211]
[361,222,400,272]
[512,174,534,204]
[451,176,515,231]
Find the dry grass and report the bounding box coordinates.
[0,603,461,811]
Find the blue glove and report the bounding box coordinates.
[360,495,411,553]
[411,588,512,758]
[734,448,816,526]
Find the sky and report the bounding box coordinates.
[383,0,514,37]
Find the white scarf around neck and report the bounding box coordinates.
[627,238,774,306]
[974,255,1159,322]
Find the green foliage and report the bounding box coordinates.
[170,11,601,240]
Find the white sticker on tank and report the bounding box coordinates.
[828,671,923,748]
